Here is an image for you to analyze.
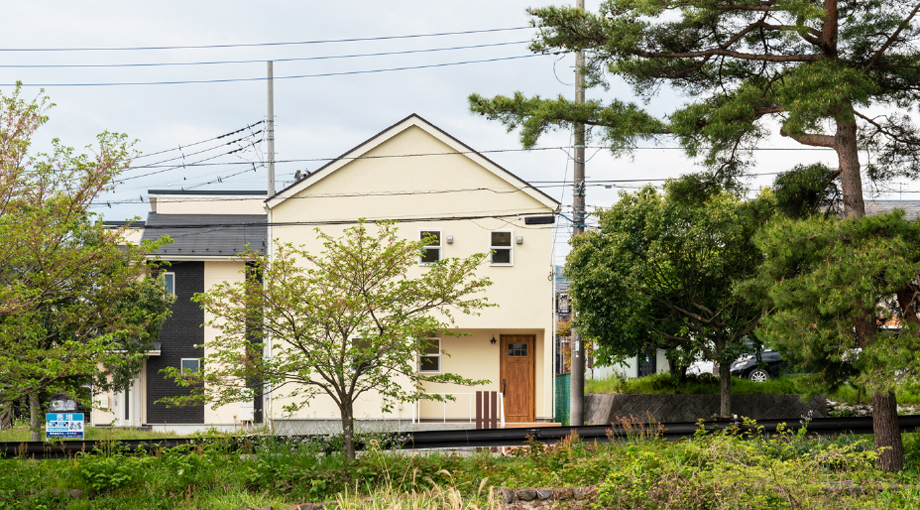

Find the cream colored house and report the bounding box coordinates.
[95,114,559,432]
[265,114,559,431]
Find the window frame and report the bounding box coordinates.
[163,272,176,296]
[180,358,200,374]
[489,230,513,266]
[418,338,441,374]
[419,229,442,264]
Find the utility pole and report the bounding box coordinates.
[267,61,276,196]
[569,0,586,427]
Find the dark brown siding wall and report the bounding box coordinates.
[146,261,205,424]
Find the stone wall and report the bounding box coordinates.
[584,393,827,425]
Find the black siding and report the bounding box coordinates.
[147,261,205,423]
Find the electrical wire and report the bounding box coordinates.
[6,54,544,87]
[126,145,837,171]
[0,41,530,69]
[0,27,533,52]
[131,121,264,160]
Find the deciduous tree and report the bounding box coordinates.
[565,177,772,417]
[164,222,492,459]
[0,85,172,440]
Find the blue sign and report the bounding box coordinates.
[46,413,84,440]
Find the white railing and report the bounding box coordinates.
[411,392,505,428]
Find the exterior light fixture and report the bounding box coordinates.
[515,236,523,244]
[446,235,454,244]
[490,335,497,345]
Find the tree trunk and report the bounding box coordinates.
[28,392,41,442]
[718,361,732,419]
[835,118,865,218]
[873,390,904,472]
[341,403,356,461]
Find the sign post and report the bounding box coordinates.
[45,413,84,440]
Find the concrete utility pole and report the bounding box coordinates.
[569,0,586,427]
[267,61,276,196]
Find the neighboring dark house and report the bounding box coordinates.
[94,190,267,432]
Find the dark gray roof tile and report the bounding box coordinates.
[141,213,267,257]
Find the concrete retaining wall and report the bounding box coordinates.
[585,393,827,425]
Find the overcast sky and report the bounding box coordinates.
[3,1,878,263]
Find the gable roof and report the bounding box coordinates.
[265,114,561,210]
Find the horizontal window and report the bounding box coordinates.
[181,358,200,374]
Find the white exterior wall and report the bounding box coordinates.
[267,120,557,423]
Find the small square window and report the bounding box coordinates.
[420,230,441,264]
[163,272,176,296]
[181,358,200,373]
[419,339,441,373]
[352,338,375,372]
[490,231,513,265]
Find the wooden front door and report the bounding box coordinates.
[500,335,535,422]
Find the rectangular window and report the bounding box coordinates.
[181,358,200,374]
[490,230,513,265]
[419,339,441,373]
[351,338,374,372]
[420,230,441,264]
[163,272,176,296]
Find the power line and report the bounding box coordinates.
[0,27,533,52]
[132,121,264,160]
[7,54,544,87]
[129,130,263,170]
[125,145,837,171]
[0,41,530,69]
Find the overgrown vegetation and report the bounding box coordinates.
[0,424,917,509]
[587,372,920,407]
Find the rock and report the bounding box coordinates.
[574,487,592,499]
[517,489,537,501]
[555,488,573,500]
[68,489,84,499]
[294,504,324,510]
[536,489,554,500]
[499,488,516,504]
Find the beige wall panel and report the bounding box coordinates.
[154,196,266,215]
[204,260,251,425]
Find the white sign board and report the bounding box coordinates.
[46,413,84,440]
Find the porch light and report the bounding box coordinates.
[490,335,497,345]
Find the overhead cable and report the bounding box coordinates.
[0,41,530,68]
[6,54,544,87]
[0,27,533,52]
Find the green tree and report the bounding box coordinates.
[0,85,173,439]
[565,177,772,417]
[471,0,920,471]
[163,222,492,460]
[745,211,920,471]
[470,1,920,214]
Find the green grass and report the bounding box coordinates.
[587,371,920,405]
[586,372,805,396]
[0,424,191,443]
[0,425,915,509]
